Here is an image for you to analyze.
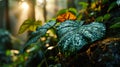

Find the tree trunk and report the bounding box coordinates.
[27,0,35,20]
[43,0,46,22]
[5,0,10,30]
[0,0,9,30]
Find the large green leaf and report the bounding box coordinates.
[22,20,56,52]
[56,20,84,38]
[57,20,106,55]
[18,19,42,34]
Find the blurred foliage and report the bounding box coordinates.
[110,22,120,28]
[0,0,120,67]
[110,17,120,28]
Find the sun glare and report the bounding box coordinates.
[37,0,44,4]
[20,2,29,10]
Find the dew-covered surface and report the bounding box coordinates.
[57,20,106,55]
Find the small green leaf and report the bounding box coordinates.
[110,22,120,28]
[18,19,42,34]
[68,8,77,15]
[57,8,77,16]
[103,14,111,20]
[108,2,117,12]
[95,16,103,22]
[77,14,83,20]
[57,9,68,16]
[79,2,88,9]
[6,50,11,56]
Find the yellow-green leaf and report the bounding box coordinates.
[29,25,37,31]
[35,20,42,25]
[18,19,42,34]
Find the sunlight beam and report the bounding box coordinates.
[20,1,29,10]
